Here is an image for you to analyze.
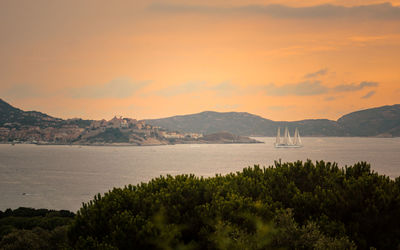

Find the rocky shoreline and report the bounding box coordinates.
[3,133,263,146]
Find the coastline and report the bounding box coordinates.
[0,139,264,147]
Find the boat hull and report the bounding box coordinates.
[274,144,302,148]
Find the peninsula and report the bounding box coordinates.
[0,99,260,145]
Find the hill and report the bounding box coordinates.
[0,98,63,128]
[145,111,276,136]
[145,105,400,137]
[0,99,92,129]
[0,99,259,144]
[2,98,399,137]
[337,104,400,137]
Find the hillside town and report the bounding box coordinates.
[0,116,202,145]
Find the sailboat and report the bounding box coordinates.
[274,127,302,148]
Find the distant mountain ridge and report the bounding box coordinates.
[146,105,400,137]
[0,99,259,144]
[1,98,399,137]
[0,98,90,128]
[0,98,62,128]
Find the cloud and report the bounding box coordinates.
[325,96,337,101]
[333,81,378,92]
[264,80,378,96]
[304,68,328,78]
[3,84,48,99]
[69,78,148,99]
[268,105,294,111]
[362,90,376,99]
[156,81,206,97]
[210,82,239,97]
[214,104,240,110]
[151,78,378,99]
[264,81,328,96]
[149,2,400,20]
[155,81,244,97]
[349,35,389,42]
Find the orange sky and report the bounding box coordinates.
[1,0,400,121]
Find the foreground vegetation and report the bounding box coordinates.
[69,161,400,249]
[2,161,400,249]
[0,207,74,249]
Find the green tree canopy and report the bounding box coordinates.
[69,160,400,249]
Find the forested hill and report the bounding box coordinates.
[2,98,399,137]
[0,99,91,128]
[0,98,62,128]
[148,111,277,136]
[337,104,400,136]
[146,105,400,137]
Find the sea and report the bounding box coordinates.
[1,137,400,212]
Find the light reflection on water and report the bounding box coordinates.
[0,137,399,212]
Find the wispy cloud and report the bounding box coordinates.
[69,78,148,99]
[3,84,48,99]
[362,90,376,99]
[304,68,328,78]
[264,81,328,96]
[267,105,294,111]
[155,81,206,97]
[325,95,348,101]
[214,104,240,110]
[333,81,378,92]
[349,35,389,42]
[264,80,378,96]
[150,2,400,20]
[210,82,239,97]
[155,81,244,97]
[325,96,337,101]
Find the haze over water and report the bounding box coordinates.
[1,137,400,212]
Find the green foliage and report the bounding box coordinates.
[0,207,74,249]
[87,128,129,143]
[0,226,70,250]
[69,160,399,249]
[63,118,92,128]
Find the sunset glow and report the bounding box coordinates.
[1,0,400,121]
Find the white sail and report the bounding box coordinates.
[283,127,288,144]
[293,128,298,145]
[286,127,293,145]
[296,128,302,145]
[276,127,281,144]
[274,127,302,148]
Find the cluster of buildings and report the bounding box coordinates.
[0,124,84,143]
[160,131,202,139]
[90,116,149,130]
[0,116,203,144]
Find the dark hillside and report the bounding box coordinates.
[337,104,400,136]
[0,99,62,128]
[146,104,400,137]
[146,111,276,136]
[0,99,92,129]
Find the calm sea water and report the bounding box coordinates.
[1,137,400,212]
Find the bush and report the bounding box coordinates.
[69,160,400,249]
[0,208,74,249]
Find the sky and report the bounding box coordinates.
[1,0,400,121]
